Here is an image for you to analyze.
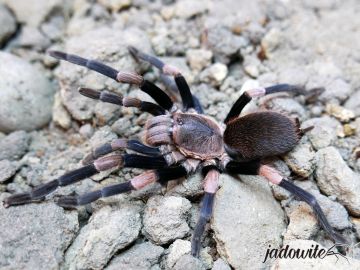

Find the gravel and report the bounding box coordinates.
[212,174,286,270]
[143,196,191,245]
[0,52,55,133]
[0,160,18,183]
[315,147,360,216]
[0,131,30,161]
[0,199,78,270]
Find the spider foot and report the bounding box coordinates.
[3,193,45,208]
[55,196,78,208]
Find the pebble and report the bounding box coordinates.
[52,92,72,130]
[143,195,191,245]
[166,239,191,269]
[186,49,213,71]
[345,90,360,117]
[212,174,285,270]
[175,0,208,19]
[200,63,228,86]
[173,254,206,270]
[0,200,78,270]
[0,52,55,133]
[326,103,355,122]
[0,160,17,183]
[0,4,16,45]
[98,0,132,12]
[284,137,315,178]
[15,26,51,50]
[212,258,231,270]
[302,116,340,150]
[0,131,30,161]
[105,241,164,270]
[64,203,142,270]
[315,147,360,216]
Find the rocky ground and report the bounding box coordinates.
[1,0,360,269]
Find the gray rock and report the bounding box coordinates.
[15,26,51,50]
[315,147,360,216]
[52,92,72,129]
[212,258,231,270]
[263,97,307,121]
[98,0,132,12]
[64,203,142,270]
[105,241,164,270]
[0,160,17,183]
[200,63,228,86]
[302,116,340,150]
[175,0,208,19]
[173,254,206,270]
[0,4,16,45]
[284,137,315,178]
[0,52,55,133]
[345,90,360,117]
[0,131,30,161]
[166,173,203,198]
[4,0,66,27]
[166,239,191,269]
[270,240,360,269]
[56,27,151,121]
[143,195,191,245]
[283,202,319,242]
[0,200,78,270]
[186,49,213,71]
[212,174,286,270]
[352,218,360,238]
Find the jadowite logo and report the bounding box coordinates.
[262,242,360,264]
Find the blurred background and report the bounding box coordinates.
[0,0,360,269]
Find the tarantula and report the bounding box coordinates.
[3,46,347,257]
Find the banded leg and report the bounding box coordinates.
[224,84,306,124]
[57,166,189,207]
[79,87,165,116]
[191,169,220,257]
[3,154,167,207]
[49,51,173,111]
[258,165,347,244]
[83,138,161,165]
[128,46,199,112]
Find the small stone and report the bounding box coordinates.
[79,124,94,139]
[98,0,132,11]
[166,173,203,198]
[52,92,72,130]
[343,123,356,137]
[200,63,228,86]
[352,218,360,238]
[212,258,231,270]
[0,52,55,133]
[270,240,360,269]
[166,239,191,269]
[173,254,206,270]
[15,26,51,50]
[4,0,66,27]
[315,147,360,216]
[0,4,16,45]
[345,90,360,117]
[105,241,164,270]
[261,28,282,58]
[326,103,355,122]
[64,203,142,270]
[302,116,340,150]
[212,174,285,270]
[0,160,17,183]
[0,131,30,161]
[284,137,315,178]
[143,196,191,245]
[283,202,319,242]
[160,6,175,21]
[186,49,213,71]
[94,101,121,126]
[0,200,78,270]
[175,0,208,19]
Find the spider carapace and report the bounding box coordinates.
[3,46,347,257]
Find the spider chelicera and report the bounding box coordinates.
[3,46,347,257]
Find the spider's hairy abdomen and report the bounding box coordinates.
[223,111,301,161]
[172,112,224,160]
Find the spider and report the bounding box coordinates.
[3,46,347,257]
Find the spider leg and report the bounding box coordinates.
[79,87,165,116]
[191,169,220,257]
[258,165,348,245]
[3,154,167,207]
[128,46,198,112]
[56,165,188,207]
[82,138,161,165]
[224,84,307,124]
[49,51,173,111]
